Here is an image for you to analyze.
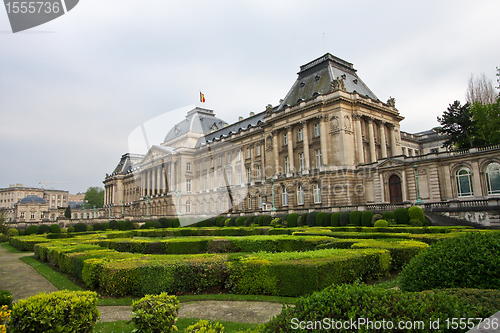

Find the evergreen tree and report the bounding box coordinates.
[64,206,72,219]
[437,101,477,149]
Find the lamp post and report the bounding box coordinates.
[175,190,181,216]
[271,178,276,212]
[108,205,111,218]
[93,205,96,219]
[145,195,151,217]
[413,164,424,205]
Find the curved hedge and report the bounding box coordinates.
[400,232,500,292]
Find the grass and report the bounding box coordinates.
[1,242,22,253]
[94,318,258,333]
[19,256,84,291]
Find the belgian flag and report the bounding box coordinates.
[200,92,206,103]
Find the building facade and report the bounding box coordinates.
[103,54,500,224]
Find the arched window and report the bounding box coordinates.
[456,168,473,197]
[297,185,304,205]
[486,162,500,195]
[313,184,321,204]
[282,187,288,206]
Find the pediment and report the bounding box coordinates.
[377,158,405,169]
[140,145,173,165]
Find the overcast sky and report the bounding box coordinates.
[0,0,499,194]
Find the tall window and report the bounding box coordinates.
[256,165,262,181]
[227,171,232,186]
[299,153,305,171]
[283,133,288,145]
[186,162,191,171]
[238,149,242,161]
[256,145,261,156]
[284,156,290,174]
[30,212,35,219]
[227,152,232,164]
[258,195,263,208]
[247,167,252,182]
[315,149,322,167]
[298,128,303,141]
[186,179,192,193]
[314,123,320,137]
[486,162,500,195]
[282,187,288,206]
[297,185,304,205]
[313,184,321,203]
[211,175,215,189]
[186,201,191,213]
[456,168,473,197]
[238,170,242,185]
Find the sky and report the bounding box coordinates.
[0,0,499,194]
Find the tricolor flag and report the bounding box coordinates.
[200,92,206,103]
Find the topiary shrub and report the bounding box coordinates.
[382,211,396,224]
[373,220,389,228]
[235,216,246,226]
[409,218,423,227]
[7,228,19,237]
[184,319,225,333]
[49,224,61,234]
[306,212,318,227]
[0,290,12,310]
[216,216,225,228]
[339,211,350,226]
[400,232,500,292]
[132,222,140,229]
[224,218,235,227]
[349,211,362,226]
[101,222,109,230]
[118,220,127,231]
[361,211,374,227]
[26,225,38,235]
[9,290,99,333]
[371,214,383,226]
[270,218,282,228]
[325,213,332,227]
[297,213,308,227]
[130,293,179,333]
[158,218,169,228]
[286,213,299,228]
[261,215,272,226]
[263,282,479,333]
[125,220,134,230]
[151,220,162,229]
[73,223,87,233]
[331,212,341,227]
[86,225,93,232]
[316,212,327,227]
[37,224,51,234]
[109,220,119,230]
[408,206,425,224]
[244,216,255,227]
[394,207,409,224]
[67,226,75,232]
[92,223,102,231]
[172,218,180,228]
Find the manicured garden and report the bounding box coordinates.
[1,206,500,332]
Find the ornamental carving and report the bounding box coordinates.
[266,135,273,151]
[330,115,340,133]
[330,76,346,92]
[387,97,396,107]
[344,115,352,131]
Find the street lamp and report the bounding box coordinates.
[175,190,181,216]
[413,164,424,205]
[145,195,151,217]
[271,178,276,212]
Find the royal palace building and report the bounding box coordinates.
[103,54,500,225]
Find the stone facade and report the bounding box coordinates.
[103,54,500,223]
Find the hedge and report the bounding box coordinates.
[395,207,409,224]
[286,213,299,228]
[131,293,179,333]
[230,248,391,296]
[330,212,341,227]
[339,211,350,226]
[9,291,99,333]
[349,211,362,226]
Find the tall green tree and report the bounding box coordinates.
[83,187,105,208]
[471,98,500,145]
[64,206,72,219]
[437,101,477,149]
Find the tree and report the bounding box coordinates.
[437,101,477,149]
[83,187,105,208]
[466,73,497,105]
[64,206,72,219]
[471,98,500,145]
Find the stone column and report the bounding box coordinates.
[287,126,295,172]
[472,160,482,197]
[302,121,310,171]
[379,173,385,202]
[156,165,161,195]
[354,114,365,164]
[273,131,279,174]
[401,168,408,201]
[319,116,329,166]
[367,118,377,163]
[379,121,388,158]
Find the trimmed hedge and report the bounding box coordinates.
[395,207,409,224]
[361,211,374,227]
[339,211,350,226]
[26,225,38,235]
[131,293,179,333]
[408,206,425,224]
[373,219,389,228]
[9,290,100,333]
[349,211,362,226]
[306,212,318,227]
[286,213,299,228]
[230,248,390,296]
[331,212,341,227]
[263,282,479,333]
[50,224,61,234]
